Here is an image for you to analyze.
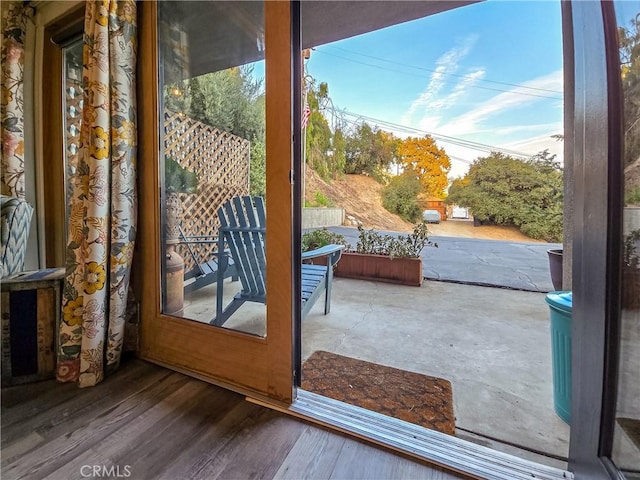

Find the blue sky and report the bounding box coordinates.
[304,0,564,179]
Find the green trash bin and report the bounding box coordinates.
[545,291,572,424]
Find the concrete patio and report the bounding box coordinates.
[182,274,639,471]
[183,275,571,467]
[301,277,570,468]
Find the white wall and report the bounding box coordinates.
[623,207,640,235]
[302,208,345,229]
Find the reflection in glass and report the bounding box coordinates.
[62,39,84,223]
[158,2,267,337]
[613,3,640,475]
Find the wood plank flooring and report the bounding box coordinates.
[1,357,467,480]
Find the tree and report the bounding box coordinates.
[331,128,347,177]
[618,14,640,166]
[302,78,398,180]
[165,66,267,196]
[344,123,398,177]
[305,86,333,179]
[447,151,563,242]
[196,66,265,142]
[165,66,265,144]
[381,173,422,222]
[187,76,206,122]
[249,140,266,197]
[397,135,451,198]
[521,150,564,240]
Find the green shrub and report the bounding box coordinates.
[165,157,198,194]
[625,187,640,205]
[314,191,332,207]
[447,150,564,242]
[302,228,351,252]
[381,173,421,223]
[249,141,266,197]
[519,211,564,243]
[304,191,333,208]
[356,221,437,258]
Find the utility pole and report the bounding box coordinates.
[301,49,312,208]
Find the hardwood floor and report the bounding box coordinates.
[1,357,467,480]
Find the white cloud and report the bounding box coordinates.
[432,68,486,110]
[402,34,479,123]
[436,69,563,137]
[484,122,562,136]
[502,133,564,163]
[417,115,444,133]
[393,64,564,179]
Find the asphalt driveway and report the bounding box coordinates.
[326,226,561,292]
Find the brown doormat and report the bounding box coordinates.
[301,350,455,435]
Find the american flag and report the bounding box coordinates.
[301,102,311,129]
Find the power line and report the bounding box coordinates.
[336,112,528,160]
[325,45,563,95]
[335,108,533,159]
[337,112,529,169]
[314,50,563,101]
[447,155,474,165]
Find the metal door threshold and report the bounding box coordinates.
[248,390,573,480]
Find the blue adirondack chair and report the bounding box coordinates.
[178,225,238,294]
[212,196,344,326]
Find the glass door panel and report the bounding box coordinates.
[298,0,569,467]
[612,2,640,475]
[139,1,294,403]
[158,1,267,337]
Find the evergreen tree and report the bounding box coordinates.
[447,151,563,242]
[619,14,640,166]
[344,123,398,177]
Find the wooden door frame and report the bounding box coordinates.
[137,1,295,404]
[39,4,84,268]
[566,1,626,478]
[136,1,630,477]
[287,1,628,479]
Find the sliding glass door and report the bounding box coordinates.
[567,1,639,478]
[138,1,296,402]
[134,1,635,477]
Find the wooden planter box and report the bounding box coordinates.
[334,252,423,287]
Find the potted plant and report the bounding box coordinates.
[333,222,437,286]
[302,227,351,253]
[623,228,640,309]
[547,248,564,291]
[300,228,351,276]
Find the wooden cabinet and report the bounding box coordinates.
[1,268,64,386]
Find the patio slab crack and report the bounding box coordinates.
[331,283,377,354]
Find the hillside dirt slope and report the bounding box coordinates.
[304,166,542,242]
[304,166,413,232]
[625,158,640,192]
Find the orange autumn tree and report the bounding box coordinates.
[397,135,451,198]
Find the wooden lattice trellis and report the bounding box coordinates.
[164,111,250,272]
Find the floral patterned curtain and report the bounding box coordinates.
[57,0,138,387]
[1,2,28,199]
